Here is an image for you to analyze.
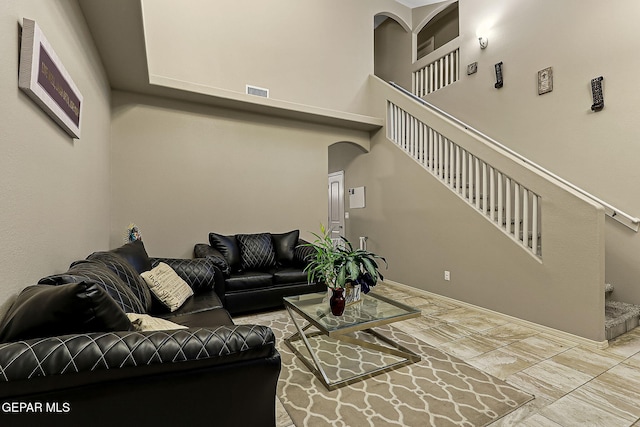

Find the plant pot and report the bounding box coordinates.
[329,288,346,316]
[345,282,361,305]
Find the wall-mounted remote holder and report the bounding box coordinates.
[591,76,604,112]
[494,62,504,89]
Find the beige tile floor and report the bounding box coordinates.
[237,282,640,427]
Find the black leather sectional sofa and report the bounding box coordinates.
[194,229,325,315]
[0,240,280,427]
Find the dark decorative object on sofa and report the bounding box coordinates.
[194,230,325,315]
[0,239,280,427]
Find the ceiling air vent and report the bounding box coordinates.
[246,85,269,98]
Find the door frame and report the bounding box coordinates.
[328,171,345,239]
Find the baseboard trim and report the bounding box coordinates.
[384,280,609,350]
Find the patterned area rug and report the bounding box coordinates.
[263,315,533,427]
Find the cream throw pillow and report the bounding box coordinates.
[126,313,188,331]
[140,262,194,312]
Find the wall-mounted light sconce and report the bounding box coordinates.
[478,36,488,49]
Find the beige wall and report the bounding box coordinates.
[419,0,640,304]
[110,91,369,258]
[0,1,112,313]
[140,0,411,115]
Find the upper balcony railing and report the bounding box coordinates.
[412,47,460,98]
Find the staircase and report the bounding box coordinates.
[378,77,640,343]
[605,284,640,340]
[387,101,542,257]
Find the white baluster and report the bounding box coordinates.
[482,163,488,215]
[415,121,420,163]
[450,141,456,189]
[532,195,539,255]
[429,128,435,171]
[389,104,395,142]
[461,149,467,199]
[475,158,480,210]
[407,115,416,157]
[497,172,503,227]
[455,49,459,82]
[523,189,529,249]
[455,145,460,192]
[505,177,512,234]
[490,167,496,221]
[514,184,521,241]
[444,55,449,87]
[443,138,449,182]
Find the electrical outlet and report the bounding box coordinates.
[444,271,451,281]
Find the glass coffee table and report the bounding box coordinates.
[283,291,421,390]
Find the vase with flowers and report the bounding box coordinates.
[303,224,387,316]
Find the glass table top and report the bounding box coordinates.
[283,291,420,336]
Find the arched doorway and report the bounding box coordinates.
[328,141,369,240]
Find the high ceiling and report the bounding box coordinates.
[394,0,446,7]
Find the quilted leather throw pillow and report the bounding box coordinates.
[208,233,241,273]
[236,233,277,271]
[0,282,132,343]
[271,230,299,266]
[39,260,147,314]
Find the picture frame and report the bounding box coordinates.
[538,67,553,95]
[18,18,83,139]
[467,62,478,75]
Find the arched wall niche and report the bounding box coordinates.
[328,141,368,174]
[374,13,413,89]
[414,0,459,62]
[374,12,411,32]
[414,0,458,34]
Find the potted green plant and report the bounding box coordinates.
[303,225,387,315]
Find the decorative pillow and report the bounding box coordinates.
[208,233,242,272]
[194,243,231,276]
[151,257,217,294]
[39,260,146,314]
[86,251,153,312]
[140,263,194,312]
[126,313,188,331]
[110,239,152,274]
[236,233,277,271]
[293,239,316,266]
[271,230,299,266]
[0,282,133,343]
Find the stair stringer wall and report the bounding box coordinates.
[341,76,606,343]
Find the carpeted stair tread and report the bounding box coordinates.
[605,300,640,341]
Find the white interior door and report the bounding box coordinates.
[328,171,345,240]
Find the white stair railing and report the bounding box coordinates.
[388,101,542,256]
[392,81,639,232]
[413,48,460,98]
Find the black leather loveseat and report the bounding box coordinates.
[194,230,325,315]
[0,240,280,427]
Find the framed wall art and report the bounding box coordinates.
[538,67,553,95]
[467,62,478,75]
[18,18,83,139]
